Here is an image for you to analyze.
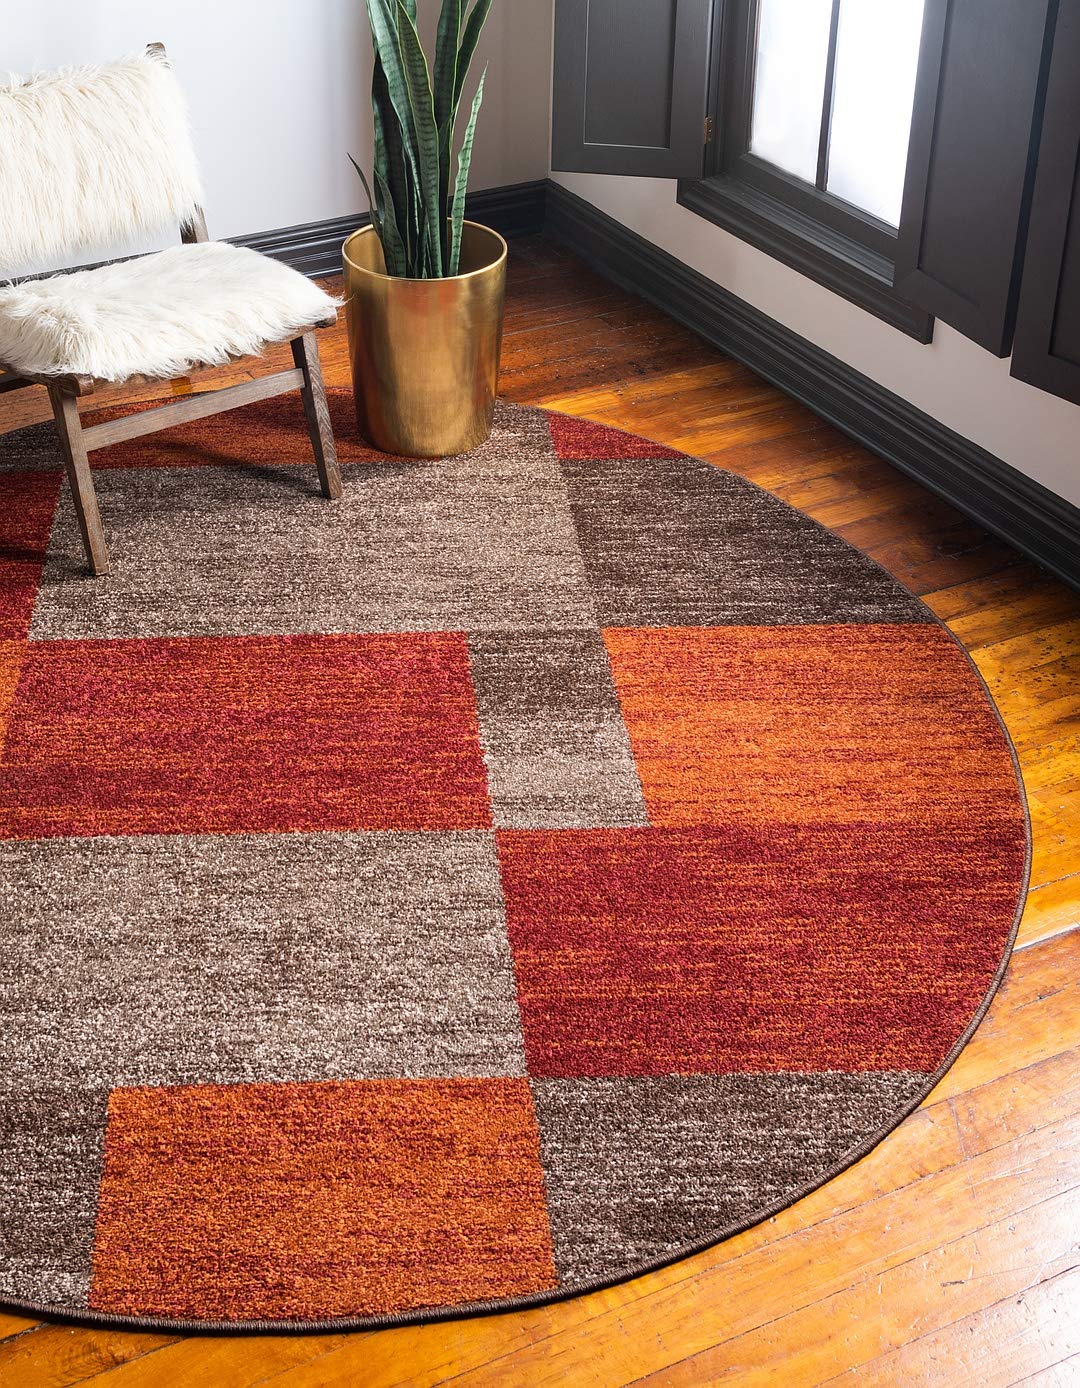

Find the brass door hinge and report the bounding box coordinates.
[704,115,715,145]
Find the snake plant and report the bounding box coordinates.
[351,0,492,278]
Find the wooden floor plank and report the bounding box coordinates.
[1015,876,1079,951]
[0,1313,42,1342]
[2,236,1077,1387]
[925,563,1080,650]
[816,1266,1080,1388]
[0,1325,180,1388]
[1027,788,1080,890]
[16,1331,356,1388]
[1015,1354,1080,1386]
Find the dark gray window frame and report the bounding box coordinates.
[677,0,934,341]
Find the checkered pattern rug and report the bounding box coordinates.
[0,391,1027,1329]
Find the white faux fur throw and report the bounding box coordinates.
[0,51,204,276]
[0,241,339,382]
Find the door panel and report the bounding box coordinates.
[1011,0,1080,405]
[551,0,715,178]
[893,0,1057,356]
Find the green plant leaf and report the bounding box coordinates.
[367,0,433,273]
[348,152,384,243]
[449,65,486,275]
[434,0,462,267]
[455,0,492,108]
[374,166,408,274]
[366,0,420,173]
[438,114,454,269]
[433,0,462,130]
[392,0,444,276]
[372,54,414,268]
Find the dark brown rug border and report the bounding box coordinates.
[0,404,1034,1336]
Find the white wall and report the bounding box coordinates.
[552,172,1080,509]
[4,0,553,264]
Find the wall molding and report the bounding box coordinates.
[231,179,549,278]
[546,181,1080,590]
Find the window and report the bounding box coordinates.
[748,0,924,227]
[824,0,925,225]
[748,0,834,188]
[678,0,934,338]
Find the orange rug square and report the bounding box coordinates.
[0,641,23,750]
[90,1078,558,1321]
[0,631,491,838]
[604,624,1020,826]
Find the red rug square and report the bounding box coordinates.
[0,632,490,838]
[89,1078,557,1321]
[546,412,684,460]
[605,624,1022,827]
[498,823,1024,1076]
[82,389,397,470]
[0,470,61,638]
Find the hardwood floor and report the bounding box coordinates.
[0,236,1076,1387]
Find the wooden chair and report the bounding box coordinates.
[0,44,342,576]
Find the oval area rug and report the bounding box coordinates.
[0,391,1028,1330]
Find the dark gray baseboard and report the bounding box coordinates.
[546,182,1080,591]
[463,180,550,240]
[231,179,548,278]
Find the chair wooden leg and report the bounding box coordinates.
[291,333,343,500]
[47,384,110,576]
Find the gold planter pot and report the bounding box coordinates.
[342,221,507,457]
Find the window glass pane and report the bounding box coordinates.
[826,0,925,225]
[749,0,833,184]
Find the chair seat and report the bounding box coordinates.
[0,241,339,384]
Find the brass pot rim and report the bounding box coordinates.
[341,219,508,285]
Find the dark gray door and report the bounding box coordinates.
[893,0,1057,356]
[1011,0,1080,406]
[551,0,715,178]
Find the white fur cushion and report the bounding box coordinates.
[0,52,205,276]
[0,241,339,382]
